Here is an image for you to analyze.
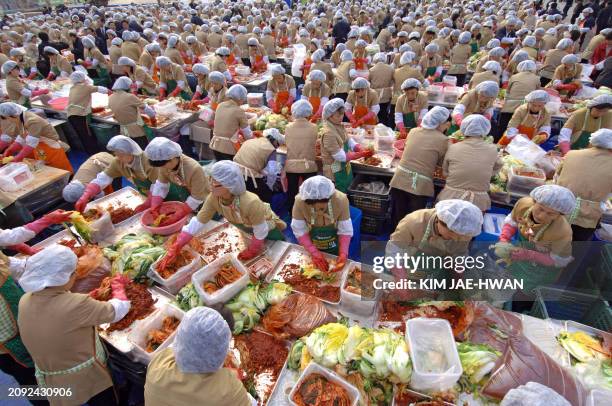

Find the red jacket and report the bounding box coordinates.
[592,42,612,65]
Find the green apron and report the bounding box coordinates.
[166,183,190,202]
[93,66,111,87]
[51,66,60,77]
[470,41,479,55]
[331,141,353,193]
[24,67,43,80]
[308,201,339,255]
[425,66,437,77]
[571,112,600,150]
[225,197,285,241]
[166,79,192,101]
[448,123,459,136]
[23,98,32,109]
[143,125,155,142]
[507,208,562,294]
[133,178,152,196]
[0,270,33,368]
[402,112,417,131]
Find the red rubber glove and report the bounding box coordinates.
[332,234,351,272]
[8,243,41,255]
[191,91,202,101]
[353,144,364,152]
[169,87,182,98]
[202,96,210,103]
[46,72,55,81]
[268,99,277,111]
[149,195,164,218]
[82,60,92,68]
[238,237,265,261]
[158,231,193,271]
[510,248,555,266]
[75,183,102,212]
[3,141,22,158]
[0,140,10,153]
[346,149,373,161]
[452,114,463,127]
[297,234,328,272]
[25,210,72,234]
[163,202,192,225]
[135,192,152,213]
[345,110,355,123]
[559,141,571,156]
[31,89,49,97]
[397,122,407,137]
[159,88,167,101]
[12,145,34,163]
[130,83,139,95]
[110,275,130,300]
[27,71,38,80]
[499,223,517,243]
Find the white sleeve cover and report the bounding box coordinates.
[185,196,203,211]
[559,127,572,143]
[371,104,380,114]
[136,81,144,88]
[241,126,252,139]
[266,90,274,102]
[291,218,309,238]
[108,299,131,323]
[25,135,40,148]
[538,125,551,136]
[506,127,518,137]
[394,111,403,124]
[196,85,202,93]
[1,134,12,143]
[418,108,428,120]
[452,104,466,116]
[159,81,167,89]
[151,181,170,198]
[144,105,156,118]
[15,135,25,145]
[0,227,36,247]
[91,171,114,189]
[97,86,109,94]
[176,80,185,89]
[344,101,353,112]
[337,219,353,236]
[289,88,297,98]
[183,217,207,236]
[8,256,27,281]
[347,137,357,151]
[223,70,232,81]
[503,213,517,227]
[252,221,269,240]
[21,88,32,97]
[332,148,347,162]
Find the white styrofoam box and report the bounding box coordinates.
[192,253,249,305]
[406,318,463,392]
[0,163,34,192]
[288,362,360,406]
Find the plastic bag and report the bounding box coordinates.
[506,135,546,167]
[291,44,307,77]
[374,124,396,152]
[71,246,111,294]
[89,211,115,243]
[355,181,388,194]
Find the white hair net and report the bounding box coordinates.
[556,38,573,50]
[323,98,345,119]
[355,39,367,48]
[482,60,501,74]
[525,90,549,103]
[589,129,612,149]
[208,71,225,84]
[475,80,499,97]
[351,77,369,89]
[270,64,285,75]
[63,181,85,202]
[167,34,179,48]
[340,50,353,62]
[81,36,95,48]
[291,99,313,118]
[400,51,416,66]
[111,38,123,46]
[118,56,136,67]
[523,36,536,47]
[227,84,247,100]
[488,47,506,58]
[586,94,612,108]
[216,46,230,56]
[112,76,132,90]
[0,102,26,117]
[107,135,142,155]
[422,106,450,129]
[373,52,387,63]
[70,71,90,84]
[530,185,576,215]
[145,42,160,53]
[561,54,579,64]
[435,199,483,237]
[308,69,326,82]
[247,37,259,46]
[43,46,59,55]
[19,246,77,292]
[460,114,491,137]
[517,60,537,72]
[174,307,231,374]
[458,31,472,43]
[299,175,335,200]
[312,49,325,62]
[1,61,18,75]
[401,78,421,90]
[192,63,209,76]
[264,128,285,145]
[424,43,439,53]
[211,160,246,195]
[144,137,182,161]
[155,56,172,68]
[398,44,412,54]
[511,50,529,63]
[487,39,501,49]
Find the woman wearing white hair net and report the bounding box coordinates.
[438,114,502,211]
[368,52,395,127]
[163,34,184,66]
[419,43,443,82]
[450,80,499,133]
[499,60,540,135]
[333,50,355,100]
[73,135,158,212]
[320,98,373,192]
[495,185,575,294]
[17,245,131,406]
[187,63,210,105]
[390,106,451,228]
[1,61,49,109]
[66,71,109,155]
[549,53,583,96]
[394,78,428,137]
[144,307,253,405]
[222,34,241,66]
[301,70,331,122]
[517,35,539,59]
[475,47,506,74]
[291,175,354,272]
[211,47,233,82]
[285,100,319,209]
[266,64,296,114]
[260,27,276,63]
[210,84,252,160]
[540,38,573,86]
[163,161,286,266]
[447,31,472,86]
[232,128,285,204]
[391,52,425,111]
[43,46,73,80]
[118,56,157,96]
[120,31,143,64]
[139,42,161,75]
[247,37,268,73]
[310,48,335,89]
[345,77,380,127]
[468,60,501,89]
[352,39,370,71]
[62,152,114,204]
[558,94,612,154]
[80,36,111,87]
[499,90,552,146]
[554,128,612,241]
[207,71,229,116]
[0,102,73,172]
[156,56,192,101]
[108,77,156,149]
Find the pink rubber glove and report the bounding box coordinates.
[207,119,214,127]
[158,231,193,270]
[82,60,92,68]
[345,110,356,125]
[499,223,517,243]
[8,243,41,256]
[353,144,364,152]
[158,88,167,101]
[191,91,202,101]
[511,248,555,267]
[559,141,571,156]
[25,210,72,234]
[46,72,55,81]
[110,275,130,300]
[149,195,164,217]
[238,237,265,261]
[286,96,295,106]
[135,192,152,213]
[268,99,277,111]
[27,71,38,80]
[130,83,139,95]
[332,234,351,272]
[3,141,22,157]
[0,140,9,153]
[169,87,182,98]
[202,96,210,103]
[12,145,34,163]
[346,149,373,161]
[75,183,102,212]
[360,111,376,123]
[297,234,328,272]
[397,122,407,137]
[31,89,49,97]
[452,114,463,127]
[163,202,192,225]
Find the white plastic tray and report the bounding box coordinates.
[288,362,360,406]
[148,247,203,294]
[192,253,250,306]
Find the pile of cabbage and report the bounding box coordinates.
[254,113,289,132]
[288,323,412,384]
[456,342,501,390]
[103,233,166,283]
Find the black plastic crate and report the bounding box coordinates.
[361,213,388,235]
[347,174,391,216]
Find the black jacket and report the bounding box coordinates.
[332,20,351,44]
